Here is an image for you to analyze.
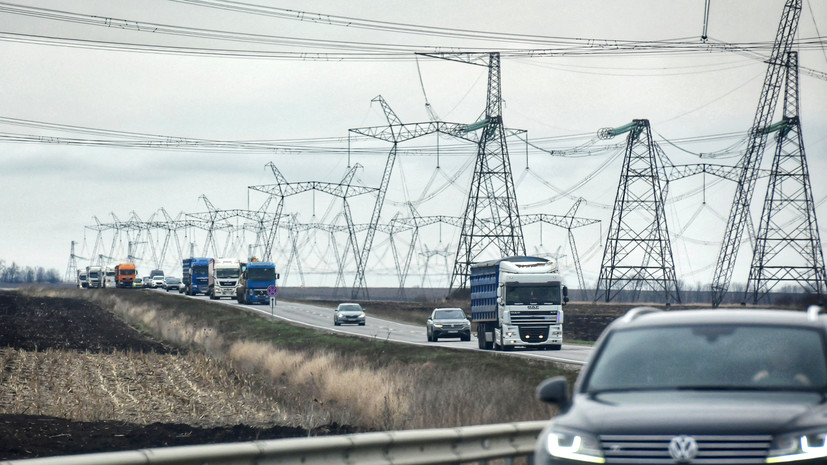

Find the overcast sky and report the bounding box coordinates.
[0,0,825,291]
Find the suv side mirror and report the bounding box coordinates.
[536,376,571,410]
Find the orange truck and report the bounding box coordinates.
[114,263,138,288]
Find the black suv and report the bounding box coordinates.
[535,306,827,465]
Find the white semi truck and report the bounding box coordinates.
[101,266,115,288]
[470,256,568,351]
[208,258,243,300]
[85,265,102,288]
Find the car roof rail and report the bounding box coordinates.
[807,305,826,321]
[622,306,663,323]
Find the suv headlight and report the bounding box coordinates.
[767,430,827,463]
[544,428,605,463]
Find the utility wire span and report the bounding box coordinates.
[1,2,825,69]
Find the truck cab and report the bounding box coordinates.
[208,258,242,300]
[471,256,567,351]
[101,266,116,288]
[114,263,137,288]
[182,257,211,295]
[85,266,102,288]
[236,261,277,305]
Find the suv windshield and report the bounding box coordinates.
[434,309,465,319]
[585,325,827,392]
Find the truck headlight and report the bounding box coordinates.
[544,428,605,463]
[767,430,827,463]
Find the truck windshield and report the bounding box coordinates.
[247,268,275,281]
[505,283,561,305]
[192,265,208,275]
[88,272,99,279]
[216,269,240,279]
[120,270,135,275]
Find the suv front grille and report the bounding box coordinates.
[600,434,772,464]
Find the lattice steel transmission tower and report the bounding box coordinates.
[746,51,826,303]
[710,0,801,307]
[64,240,85,283]
[594,119,680,304]
[443,52,525,290]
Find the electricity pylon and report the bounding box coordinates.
[594,119,680,304]
[64,240,86,282]
[710,0,802,306]
[421,52,524,291]
[746,51,826,303]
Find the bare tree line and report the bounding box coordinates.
[0,260,61,284]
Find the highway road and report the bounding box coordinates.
[168,290,592,366]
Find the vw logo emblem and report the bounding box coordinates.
[668,435,698,463]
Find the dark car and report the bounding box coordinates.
[426,307,471,342]
[163,276,181,292]
[334,303,365,326]
[535,306,827,465]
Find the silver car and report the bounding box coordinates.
[334,303,366,326]
[427,307,471,342]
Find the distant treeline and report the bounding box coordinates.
[0,260,61,283]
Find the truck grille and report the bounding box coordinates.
[509,310,558,325]
[219,281,235,287]
[518,326,549,342]
[599,434,772,464]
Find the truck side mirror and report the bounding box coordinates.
[562,286,569,304]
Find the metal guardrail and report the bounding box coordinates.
[1,420,547,465]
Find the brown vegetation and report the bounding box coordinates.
[1,287,580,460]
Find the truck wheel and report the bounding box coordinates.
[477,326,488,350]
[551,344,562,351]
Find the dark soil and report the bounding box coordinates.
[0,291,355,461]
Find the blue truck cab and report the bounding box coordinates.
[182,257,211,295]
[236,261,278,305]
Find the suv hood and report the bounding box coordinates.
[434,318,469,324]
[559,391,826,435]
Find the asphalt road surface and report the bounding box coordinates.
[172,290,591,366]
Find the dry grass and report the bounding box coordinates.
[0,347,285,427]
[16,286,567,431]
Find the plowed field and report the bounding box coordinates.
[0,291,354,461]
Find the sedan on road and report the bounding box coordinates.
[163,276,181,292]
[427,307,471,342]
[334,303,366,326]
